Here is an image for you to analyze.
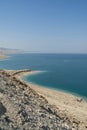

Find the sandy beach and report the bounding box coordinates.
[12,70,87,128]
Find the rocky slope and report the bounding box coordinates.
[0,70,86,130]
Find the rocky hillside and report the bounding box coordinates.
[0,70,86,130]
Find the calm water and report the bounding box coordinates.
[0,53,87,98]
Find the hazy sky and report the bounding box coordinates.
[0,0,87,53]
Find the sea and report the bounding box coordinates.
[0,53,87,99]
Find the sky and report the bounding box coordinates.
[0,0,87,53]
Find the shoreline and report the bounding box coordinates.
[22,70,87,101]
[23,76,87,101]
[12,70,87,127]
[19,70,87,101]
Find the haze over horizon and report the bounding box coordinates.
[0,0,87,53]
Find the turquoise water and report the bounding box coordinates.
[0,53,87,98]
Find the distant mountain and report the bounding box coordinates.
[0,47,24,54]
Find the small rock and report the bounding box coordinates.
[76,97,83,103]
[0,102,7,116]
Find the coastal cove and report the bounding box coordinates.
[23,72,87,100]
[0,54,87,129]
[0,53,87,98]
